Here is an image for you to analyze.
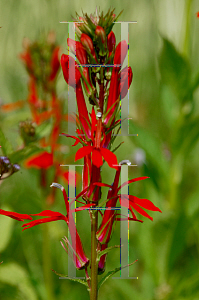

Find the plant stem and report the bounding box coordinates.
[90,210,98,300]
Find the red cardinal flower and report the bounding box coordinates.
[74,109,118,169]
[96,171,162,244]
[22,183,94,269]
[0,209,32,221]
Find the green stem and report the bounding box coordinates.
[182,0,193,56]
[90,211,98,300]
[42,222,55,300]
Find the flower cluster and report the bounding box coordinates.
[0,8,162,296]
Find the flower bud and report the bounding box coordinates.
[80,33,98,64]
[119,66,133,99]
[61,54,81,88]
[107,31,116,53]
[67,38,87,65]
[94,26,107,56]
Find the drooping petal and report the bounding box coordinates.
[129,195,162,212]
[22,215,67,230]
[75,146,93,162]
[0,209,32,221]
[117,176,149,192]
[130,203,153,221]
[100,148,118,169]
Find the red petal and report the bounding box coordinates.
[0,209,32,221]
[75,146,93,161]
[130,203,153,221]
[93,182,112,188]
[22,215,66,230]
[118,176,149,192]
[100,148,118,169]
[72,203,95,212]
[92,149,103,168]
[31,210,65,217]
[129,195,162,212]
[25,151,53,169]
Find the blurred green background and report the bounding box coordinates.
[0,0,199,299]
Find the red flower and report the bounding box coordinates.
[22,183,94,269]
[25,151,53,169]
[0,209,32,221]
[74,109,118,169]
[196,12,199,18]
[95,171,162,244]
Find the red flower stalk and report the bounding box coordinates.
[0,209,32,221]
[22,183,94,269]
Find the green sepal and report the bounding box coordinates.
[98,259,138,290]
[52,269,88,287]
[97,244,122,261]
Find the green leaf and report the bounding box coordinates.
[52,269,88,287]
[167,212,188,273]
[0,206,14,252]
[0,128,13,156]
[98,259,138,290]
[159,38,191,101]
[0,263,37,300]
[97,245,122,261]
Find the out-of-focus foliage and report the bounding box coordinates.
[0,0,199,300]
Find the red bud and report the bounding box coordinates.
[119,66,133,99]
[61,54,81,88]
[114,40,128,66]
[107,31,116,53]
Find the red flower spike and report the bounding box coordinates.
[25,151,53,169]
[0,209,32,221]
[107,31,116,53]
[61,54,81,88]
